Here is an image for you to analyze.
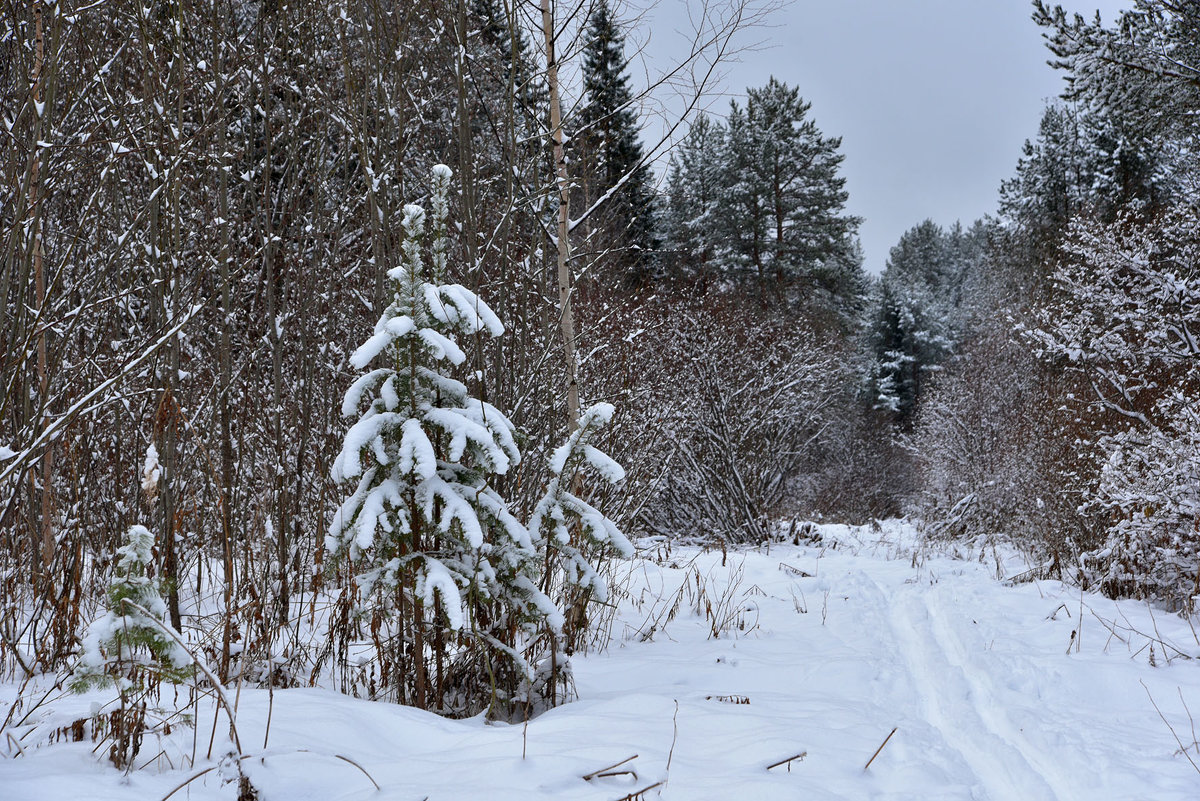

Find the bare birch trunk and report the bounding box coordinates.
[539,0,581,433]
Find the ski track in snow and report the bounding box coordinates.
[889,582,1065,801]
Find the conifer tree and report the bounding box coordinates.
[1034,0,1200,145]
[999,102,1165,254]
[328,165,555,713]
[577,0,658,285]
[72,525,195,693]
[467,0,543,159]
[71,524,194,769]
[663,114,726,287]
[530,403,632,655]
[718,78,860,300]
[869,221,967,423]
[999,105,1086,248]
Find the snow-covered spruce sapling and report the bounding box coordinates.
[530,403,633,699]
[328,165,556,715]
[70,524,194,769]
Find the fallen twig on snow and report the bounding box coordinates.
[765,751,807,771]
[863,727,898,771]
[705,694,750,704]
[583,754,638,781]
[1045,603,1071,621]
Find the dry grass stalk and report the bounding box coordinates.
[160,748,380,801]
[1141,680,1200,775]
[705,694,750,705]
[666,700,679,773]
[766,751,807,771]
[583,754,639,781]
[863,726,898,771]
[613,780,664,801]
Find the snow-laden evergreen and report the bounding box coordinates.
[577,0,658,284]
[531,403,633,614]
[663,114,726,285]
[70,525,193,693]
[659,81,865,313]
[327,165,558,712]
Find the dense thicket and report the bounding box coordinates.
[0,0,624,710]
[1,0,884,726]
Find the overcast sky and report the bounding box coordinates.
[640,0,1130,273]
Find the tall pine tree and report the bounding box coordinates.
[718,78,860,300]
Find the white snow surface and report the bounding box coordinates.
[5,520,1200,799]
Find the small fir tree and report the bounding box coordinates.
[328,165,557,714]
[71,524,194,768]
[71,525,194,693]
[530,403,633,656]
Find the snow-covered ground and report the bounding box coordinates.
[4,521,1200,800]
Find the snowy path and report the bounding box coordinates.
[4,522,1200,800]
[890,584,1065,800]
